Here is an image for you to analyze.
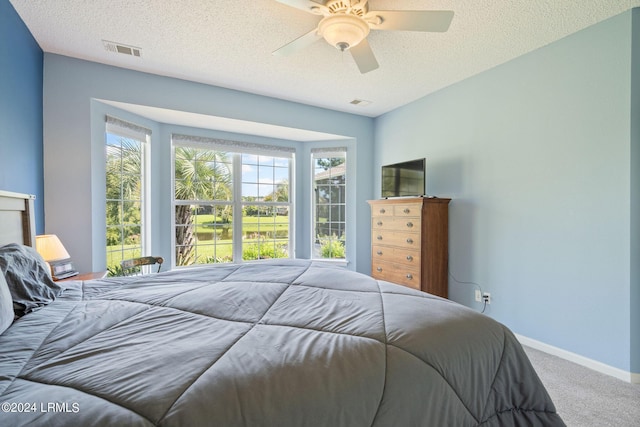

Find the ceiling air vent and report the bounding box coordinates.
[102,40,142,58]
[349,99,371,106]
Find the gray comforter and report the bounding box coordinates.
[0,260,564,426]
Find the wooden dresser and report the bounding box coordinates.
[368,197,451,298]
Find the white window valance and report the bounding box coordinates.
[172,134,295,157]
[105,115,152,140]
[311,147,347,158]
[310,147,347,153]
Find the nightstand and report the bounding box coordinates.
[56,271,108,282]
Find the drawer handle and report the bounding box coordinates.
[376,250,383,255]
[406,238,414,244]
[377,221,383,226]
[380,208,386,214]
[406,221,413,228]
[403,208,410,214]
[377,235,383,240]
[376,267,383,272]
[406,274,413,279]
[406,255,413,261]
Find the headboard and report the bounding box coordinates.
[0,190,36,247]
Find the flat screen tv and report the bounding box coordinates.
[381,158,426,198]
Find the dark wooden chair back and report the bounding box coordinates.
[120,256,164,276]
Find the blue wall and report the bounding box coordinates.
[375,10,637,374]
[0,0,44,232]
[630,8,640,376]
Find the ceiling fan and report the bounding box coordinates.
[272,0,454,74]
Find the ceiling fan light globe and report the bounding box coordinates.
[318,14,370,51]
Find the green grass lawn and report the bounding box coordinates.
[195,213,288,229]
[107,214,290,271]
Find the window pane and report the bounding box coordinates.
[242,164,257,182]
[175,244,194,266]
[242,205,288,260]
[121,174,141,200]
[106,249,122,271]
[312,152,346,259]
[242,183,258,201]
[174,145,235,265]
[175,202,234,266]
[274,167,288,182]
[106,132,144,275]
[175,205,195,266]
[106,226,122,247]
[242,153,258,166]
[122,225,140,245]
[258,155,274,166]
[174,141,291,266]
[122,201,141,225]
[106,201,122,226]
[122,248,140,261]
[274,157,288,168]
[175,147,232,202]
[273,181,289,202]
[242,156,289,260]
[258,165,273,182]
[258,183,274,199]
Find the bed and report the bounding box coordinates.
[0,191,565,426]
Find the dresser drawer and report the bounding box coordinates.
[371,204,394,216]
[372,245,420,266]
[371,260,421,290]
[372,216,420,232]
[393,203,422,217]
[372,230,421,250]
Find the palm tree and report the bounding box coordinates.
[174,147,232,266]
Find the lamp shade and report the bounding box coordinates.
[35,235,71,262]
[318,14,370,51]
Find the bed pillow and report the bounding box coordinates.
[0,243,64,317]
[0,271,14,334]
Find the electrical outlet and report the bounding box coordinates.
[483,292,491,304]
[475,290,482,302]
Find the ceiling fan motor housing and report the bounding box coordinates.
[318,14,370,51]
[325,0,368,16]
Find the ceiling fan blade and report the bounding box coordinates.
[272,29,322,56]
[350,39,379,74]
[368,10,454,32]
[275,0,326,14]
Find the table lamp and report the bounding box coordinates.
[35,234,78,280]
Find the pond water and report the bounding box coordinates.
[196,230,289,241]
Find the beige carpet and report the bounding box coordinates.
[524,346,640,427]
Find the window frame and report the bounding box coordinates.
[311,148,347,261]
[171,135,295,268]
[104,118,151,272]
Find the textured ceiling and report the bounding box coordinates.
[10,0,640,118]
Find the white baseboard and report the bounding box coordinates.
[515,334,640,384]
